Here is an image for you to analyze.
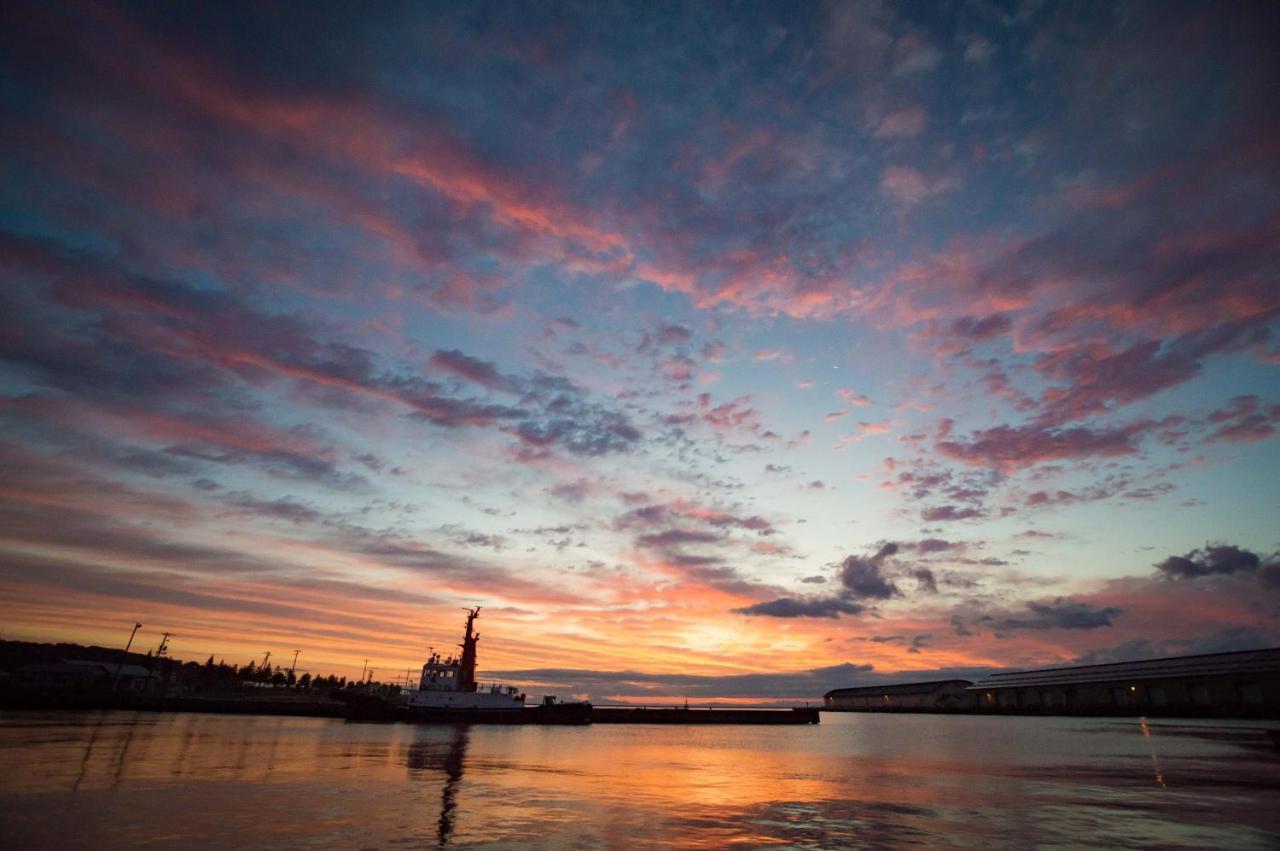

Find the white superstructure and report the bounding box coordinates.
[402,607,525,711]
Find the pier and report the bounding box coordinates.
[592,705,819,725]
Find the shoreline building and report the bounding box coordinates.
[824,679,973,711]
[10,660,160,696]
[966,647,1280,717]
[821,648,1280,718]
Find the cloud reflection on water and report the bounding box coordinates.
[0,712,1277,848]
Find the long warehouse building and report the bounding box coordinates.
[821,647,1280,717]
[966,646,1280,717]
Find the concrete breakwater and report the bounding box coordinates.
[1,692,819,725]
[593,706,820,724]
[1,690,347,717]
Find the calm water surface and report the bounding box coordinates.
[0,710,1277,849]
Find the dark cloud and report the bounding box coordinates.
[1076,626,1280,664]
[735,596,866,619]
[1154,543,1265,580]
[429,348,519,393]
[656,324,692,344]
[839,543,899,599]
[921,504,984,522]
[2,233,642,462]
[1177,626,1280,655]
[1262,562,1280,589]
[910,538,956,554]
[1073,639,1167,666]
[992,598,1123,633]
[950,313,1012,341]
[636,529,722,549]
[513,412,642,456]
[1202,395,1280,445]
[736,544,905,619]
[952,595,1124,637]
[225,492,322,525]
[545,478,592,503]
[437,524,507,551]
[912,568,938,594]
[328,529,574,602]
[0,509,263,576]
[617,502,775,539]
[938,421,1151,471]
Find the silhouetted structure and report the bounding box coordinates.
[12,660,159,695]
[823,679,972,711]
[821,648,1280,718]
[967,646,1280,717]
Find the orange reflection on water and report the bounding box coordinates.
[2,712,1277,849]
[1138,716,1167,788]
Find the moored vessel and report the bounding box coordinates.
[346,607,590,725]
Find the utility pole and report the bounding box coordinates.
[360,659,368,682]
[290,649,300,676]
[261,651,271,670]
[155,632,172,658]
[113,621,142,692]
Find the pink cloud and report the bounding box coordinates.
[873,107,926,138]
[879,165,957,207]
[1202,395,1280,445]
[837,421,893,445]
[837,388,871,406]
[938,421,1152,472]
[921,505,984,522]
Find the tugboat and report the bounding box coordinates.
[346,607,591,725]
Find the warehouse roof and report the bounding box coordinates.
[14,660,157,679]
[967,646,1280,691]
[825,679,972,699]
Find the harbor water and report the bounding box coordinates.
[0,710,1277,848]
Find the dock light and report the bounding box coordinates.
[1130,686,1136,692]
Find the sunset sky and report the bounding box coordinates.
[2,1,1278,701]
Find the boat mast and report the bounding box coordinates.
[458,606,480,692]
